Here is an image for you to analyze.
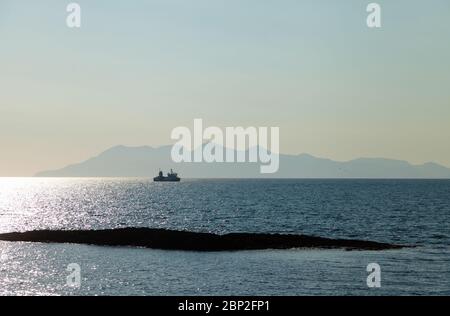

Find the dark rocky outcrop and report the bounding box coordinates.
[0,227,405,251]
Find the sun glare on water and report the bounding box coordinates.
[0,178,74,233]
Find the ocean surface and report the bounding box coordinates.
[0,178,449,296]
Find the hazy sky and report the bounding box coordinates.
[1,0,449,176]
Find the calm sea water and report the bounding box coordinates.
[0,178,449,295]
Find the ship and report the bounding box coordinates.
[153,169,181,182]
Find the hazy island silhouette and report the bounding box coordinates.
[35,145,450,178]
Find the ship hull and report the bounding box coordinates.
[153,177,180,182]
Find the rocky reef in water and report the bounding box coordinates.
[0,227,406,251]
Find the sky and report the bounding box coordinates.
[0,0,449,176]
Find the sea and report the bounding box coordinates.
[0,178,449,296]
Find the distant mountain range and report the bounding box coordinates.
[36,145,450,178]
